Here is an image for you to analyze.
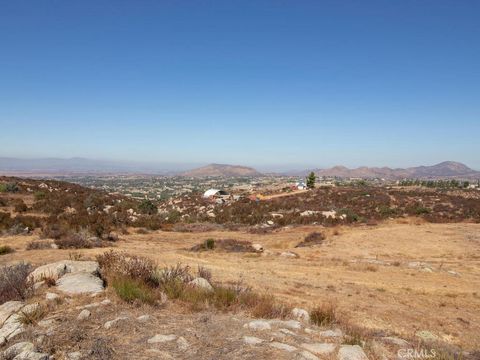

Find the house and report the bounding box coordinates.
[203,189,229,199]
[295,181,307,190]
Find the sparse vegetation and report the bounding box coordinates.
[296,231,325,247]
[0,262,34,303]
[17,305,46,326]
[0,244,14,255]
[310,302,337,326]
[111,276,157,305]
[190,238,259,252]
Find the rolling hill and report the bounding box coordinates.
[181,163,262,177]
[303,161,480,179]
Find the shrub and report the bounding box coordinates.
[26,241,53,250]
[296,231,325,247]
[111,276,156,305]
[17,305,46,325]
[0,182,19,193]
[13,200,28,213]
[249,294,292,319]
[89,338,114,360]
[0,245,14,255]
[97,250,155,284]
[197,265,212,282]
[0,262,34,303]
[310,303,337,326]
[54,232,96,249]
[138,200,158,215]
[190,239,259,253]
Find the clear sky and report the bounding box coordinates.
[1,1,479,170]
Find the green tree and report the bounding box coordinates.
[138,200,158,215]
[306,172,316,189]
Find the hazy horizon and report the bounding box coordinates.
[1,1,479,168]
[0,156,479,174]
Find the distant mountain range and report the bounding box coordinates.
[0,158,478,179]
[181,163,262,177]
[298,161,480,180]
[0,157,196,175]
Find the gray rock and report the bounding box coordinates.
[319,329,343,338]
[292,308,310,322]
[0,314,24,341]
[176,336,189,351]
[415,330,438,342]
[104,316,128,329]
[3,342,34,359]
[298,351,320,360]
[301,343,336,355]
[338,345,369,360]
[280,251,299,258]
[244,320,271,331]
[270,342,297,352]
[12,350,49,360]
[188,278,214,292]
[67,352,82,360]
[243,336,264,345]
[136,315,151,322]
[100,299,111,305]
[56,272,104,295]
[381,336,410,347]
[45,293,59,301]
[147,334,177,344]
[0,301,24,326]
[279,328,296,336]
[29,260,99,283]
[269,319,302,330]
[77,309,91,321]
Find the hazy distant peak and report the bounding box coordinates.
[181,163,262,177]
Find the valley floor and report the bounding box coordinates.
[2,220,480,351]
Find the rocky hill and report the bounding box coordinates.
[182,164,262,177]
[305,161,480,179]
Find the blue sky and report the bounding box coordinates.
[0,1,479,170]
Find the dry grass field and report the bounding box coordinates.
[2,219,479,351]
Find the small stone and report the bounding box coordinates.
[101,299,111,305]
[45,292,59,301]
[137,315,151,322]
[147,334,177,344]
[279,328,296,336]
[77,309,91,321]
[415,330,438,342]
[301,343,336,355]
[67,352,82,360]
[3,342,34,359]
[299,350,320,360]
[104,316,128,329]
[11,350,49,360]
[252,244,264,252]
[188,278,214,292]
[176,336,189,351]
[381,336,410,347]
[292,308,310,322]
[280,251,299,258]
[243,336,264,345]
[269,319,302,330]
[244,320,271,331]
[338,345,369,360]
[270,342,297,352]
[319,329,343,338]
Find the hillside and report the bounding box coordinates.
[182,164,262,177]
[306,161,480,179]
